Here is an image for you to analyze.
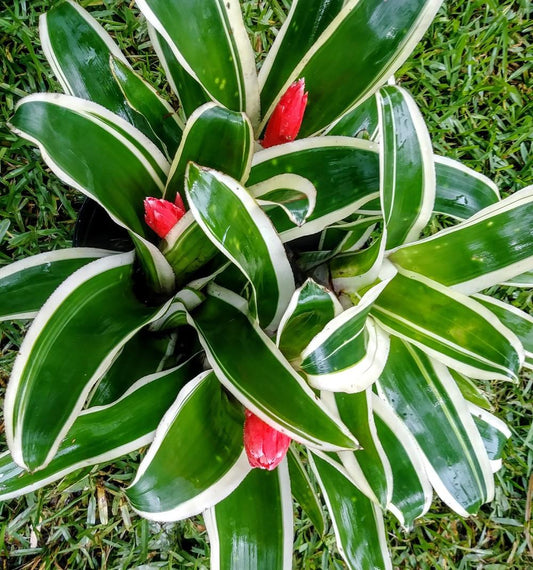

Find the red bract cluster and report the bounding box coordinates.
[262,78,308,148]
[243,409,291,470]
[144,195,186,238]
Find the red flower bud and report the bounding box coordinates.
[262,78,308,148]
[243,409,291,470]
[144,195,186,238]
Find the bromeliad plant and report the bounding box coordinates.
[1,0,532,567]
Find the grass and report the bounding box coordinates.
[0,0,532,568]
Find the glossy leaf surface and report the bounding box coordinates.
[41,1,159,145]
[136,0,259,124]
[0,362,194,501]
[378,85,435,248]
[5,252,168,471]
[205,460,293,570]
[127,371,249,520]
[110,56,182,158]
[260,0,443,136]
[327,95,379,139]
[165,103,253,205]
[433,156,500,220]
[276,279,341,361]
[191,290,358,452]
[310,453,392,570]
[249,138,379,241]
[0,248,112,321]
[186,165,294,331]
[372,396,432,528]
[372,272,523,381]
[389,187,533,293]
[376,338,493,515]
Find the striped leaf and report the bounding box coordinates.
[147,25,211,121]
[372,396,433,528]
[204,460,293,570]
[136,0,259,126]
[9,93,175,293]
[5,252,170,472]
[110,56,182,159]
[40,0,171,152]
[248,138,380,241]
[127,371,250,521]
[376,338,494,515]
[0,248,112,321]
[259,0,443,137]
[331,236,387,295]
[434,156,500,220]
[389,186,533,294]
[276,279,342,362]
[372,272,524,381]
[286,447,325,536]
[301,281,391,392]
[249,174,317,227]
[322,389,392,507]
[326,95,379,139]
[189,287,358,452]
[474,294,533,370]
[0,361,195,501]
[449,369,492,411]
[378,85,435,248]
[164,103,253,205]
[185,164,295,331]
[309,453,392,570]
[469,404,511,472]
[500,270,533,288]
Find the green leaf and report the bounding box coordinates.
[500,269,533,288]
[250,174,317,227]
[309,452,392,570]
[136,0,259,125]
[147,25,211,120]
[0,248,112,321]
[376,338,494,515]
[326,95,379,139]
[469,404,511,468]
[88,330,185,407]
[323,389,392,507]
[10,94,169,237]
[190,288,358,452]
[127,371,250,520]
[185,164,295,331]
[301,281,390,392]
[433,156,500,220]
[473,294,533,370]
[9,94,175,293]
[449,369,492,411]
[286,447,325,535]
[110,56,183,159]
[204,460,293,570]
[372,396,432,528]
[259,0,444,136]
[40,0,165,150]
[164,103,253,205]
[276,279,342,362]
[331,236,387,294]
[372,272,524,381]
[378,85,435,248]
[389,186,533,293]
[0,361,195,501]
[248,138,379,241]
[5,252,169,471]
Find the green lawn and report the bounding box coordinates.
[0,0,531,568]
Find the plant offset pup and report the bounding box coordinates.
[1,0,532,568]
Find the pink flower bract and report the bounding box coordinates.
[243,409,291,470]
